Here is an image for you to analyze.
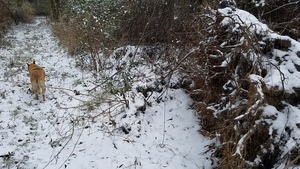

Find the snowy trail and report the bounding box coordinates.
[0,18,211,169]
[0,17,93,168]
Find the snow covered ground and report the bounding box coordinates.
[0,18,212,169]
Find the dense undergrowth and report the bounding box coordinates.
[2,0,300,168]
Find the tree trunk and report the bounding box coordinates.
[50,0,60,20]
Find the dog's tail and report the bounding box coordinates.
[38,79,46,101]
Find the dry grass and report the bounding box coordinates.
[51,21,81,55]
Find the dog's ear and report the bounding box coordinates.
[27,63,30,67]
[33,61,36,64]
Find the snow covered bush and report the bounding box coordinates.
[177,5,300,168]
[237,0,300,40]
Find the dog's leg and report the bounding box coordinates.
[39,80,46,101]
[31,83,39,100]
[37,85,41,94]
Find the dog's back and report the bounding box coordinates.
[27,61,46,101]
[29,65,45,82]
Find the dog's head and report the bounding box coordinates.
[27,61,36,71]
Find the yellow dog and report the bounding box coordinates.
[27,61,46,101]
